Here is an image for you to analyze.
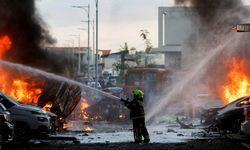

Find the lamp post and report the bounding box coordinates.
[92,20,95,68]
[95,0,99,88]
[81,20,95,79]
[73,4,90,82]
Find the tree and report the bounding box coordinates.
[120,42,129,78]
[140,29,153,66]
[112,42,130,85]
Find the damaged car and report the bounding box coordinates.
[201,96,250,133]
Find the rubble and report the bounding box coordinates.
[176,117,194,129]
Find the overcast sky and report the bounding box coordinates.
[36,0,250,52]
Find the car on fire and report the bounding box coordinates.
[201,96,250,133]
[0,103,14,148]
[0,92,51,142]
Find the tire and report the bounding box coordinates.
[14,124,30,143]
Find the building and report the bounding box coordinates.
[46,46,93,80]
[101,51,165,76]
[156,7,199,69]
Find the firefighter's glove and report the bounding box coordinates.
[120,98,129,103]
[120,98,126,102]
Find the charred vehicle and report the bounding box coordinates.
[38,81,82,130]
[201,96,250,133]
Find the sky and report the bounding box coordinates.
[36,0,175,52]
[36,0,250,52]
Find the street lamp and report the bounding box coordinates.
[72,4,90,82]
[95,0,99,88]
[81,20,95,77]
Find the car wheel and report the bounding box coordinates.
[14,124,30,143]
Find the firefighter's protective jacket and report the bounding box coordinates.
[124,97,145,119]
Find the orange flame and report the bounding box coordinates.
[1,78,44,105]
[0,35,44,105]
[223,58,250,104]
[9,80,42,104]
[83,126,94,132]
[80,99,90,120]
[81,99,89,111]
[43,102,53,111]
[0,35,12,59]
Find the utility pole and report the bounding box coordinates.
[87,4,90,82]
[92,20,95,76]
[95,0,99,88]
[72,4,90,81]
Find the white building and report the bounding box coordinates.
[156,7,199,69]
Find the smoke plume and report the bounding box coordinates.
[0,0,69,74]
[174,0,250,98]
[147,0,250,122]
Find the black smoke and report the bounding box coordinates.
[175,0,248,43]
[0,0,69,74]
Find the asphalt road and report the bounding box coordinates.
[3,139,249,150]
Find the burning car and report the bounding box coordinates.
[201,95,250,133]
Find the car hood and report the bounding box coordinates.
[14,104,42,112]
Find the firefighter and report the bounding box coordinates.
[121,89,150,143]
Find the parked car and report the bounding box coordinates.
[87,81,102,89]
[0,92,51,142]
[102,87,123,97]
[0,103,14,148]
[201,96,250,132]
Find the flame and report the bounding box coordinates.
[1,78,44,105]
[91,115,103,121]
[43,102,53,111]
[222,58,250,104]
[83,126,93,132]
[0,35,44,105]
[0,35,12,59]
[81,99,89,111]
[8,80,42,104]
[80,99,90,120]
[77,99,103,121]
